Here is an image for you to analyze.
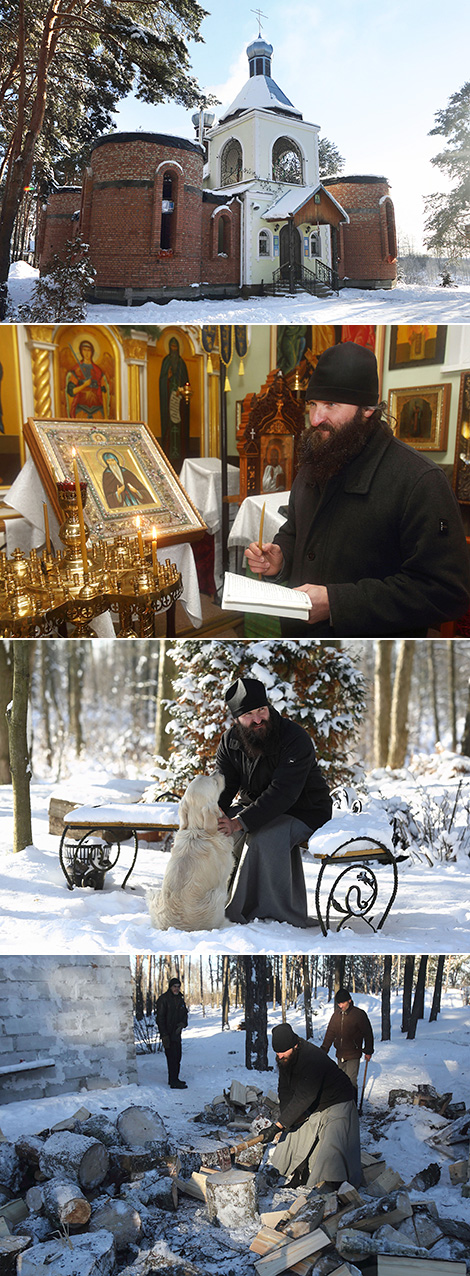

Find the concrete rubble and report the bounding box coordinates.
[0,1082,467,1274]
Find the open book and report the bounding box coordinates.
[221,572,311,620]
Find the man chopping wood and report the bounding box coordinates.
[156,977,188,1090]
[265,1023,361,1189]
[321,987,374,1098]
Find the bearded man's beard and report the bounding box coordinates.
[297,407,378,484]
[234,708,279,757]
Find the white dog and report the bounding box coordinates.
[148,773,233,931]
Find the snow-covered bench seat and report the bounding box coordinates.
[59,802,179,891]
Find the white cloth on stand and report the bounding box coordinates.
[228,490,289,549]
[179,457,239,590]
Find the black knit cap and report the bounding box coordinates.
[335,987,352,1004]
[225,676,269,719]
[306,342,379,407]
[272,1023,298,1053]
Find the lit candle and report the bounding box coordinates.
[152,525,158,575]
[72,448,88,572]
[43,502,51,555]
[135,515,144,560]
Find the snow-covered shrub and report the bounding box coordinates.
[17,234,95,321]
[151,639,366,794]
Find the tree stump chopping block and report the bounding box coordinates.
[116,1105,167,1151]
[39,1132,109,1190]
[205,1167,258,1228]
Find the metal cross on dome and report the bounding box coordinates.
[251,8,269,35]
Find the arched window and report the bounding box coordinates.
[217,215,229,255]
[220,138,243,186]
[385,199,397,260]
[258,229,271,257]
[160,171,175,249]
[310,231,321,258]
[272,137,303,184]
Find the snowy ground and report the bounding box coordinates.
[6,260,470,322]
[1,992,469,1234]
[0,754,469,955]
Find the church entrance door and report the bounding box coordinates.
[279,221,302,290]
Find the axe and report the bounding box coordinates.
[216,1128,279,1171]
[358,1058,369,1115]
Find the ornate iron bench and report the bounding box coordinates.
[59,797,179,891]
[312,835,407,935]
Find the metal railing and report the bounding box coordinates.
[271,258,339,296]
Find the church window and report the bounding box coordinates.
[272,137,303,184]
[258,229,271,257]
[384,199,397,259]
[310,231,321,257]
[218,215,229,255]
[221,139,243,186]
[160,171,175,249]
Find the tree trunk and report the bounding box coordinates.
[221,955,230,1029]
[381,955,392,1041]
[7,641,32,851]
[427,641,440,744]
[373,640,393,767]
[407,955,428,1040]
[244,956,268,1070]
[155,639,177,760]
[281,955,287,1022]
[68,643,84,756]
[0,644,13,783]
[429,954,445,1022]
[387,640,415,769]
[401,955,415,1033]
[448,640,457,752]
[116,1106,166,1150]
[303,957,313,1040]
[460,677,470,756]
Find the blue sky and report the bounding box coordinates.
[115,1,470,251]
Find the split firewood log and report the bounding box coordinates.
[39,1132,108,1190]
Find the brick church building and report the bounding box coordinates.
[38,34,397,302]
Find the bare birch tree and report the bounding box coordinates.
[6,641,33,851]
[387,641,415,769]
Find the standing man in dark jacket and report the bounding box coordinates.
[245,342,470,637]
[267,1023,361,1188]
[216,676,332,928]
[321,988,374,1095]
[156,977,188,1089]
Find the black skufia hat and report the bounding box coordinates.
[225,677,269,719]
[272,1023,298,1052]
[306,342,379,407]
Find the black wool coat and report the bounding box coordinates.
[156,989,188,1043]
[274,423,470,637]
[277,1038,355,1131]
[321,1000,374,1061]
[216,709,332,834]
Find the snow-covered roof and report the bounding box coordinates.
[220,75,302,123]
[262,184,349,222]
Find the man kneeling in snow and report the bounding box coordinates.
[266,1023,361,1189]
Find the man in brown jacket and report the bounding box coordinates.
[321,987,374,1095]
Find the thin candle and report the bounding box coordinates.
[135,516,144,560]
[43,502,51,555]
[152,526,158,575]
[72,448,88,572]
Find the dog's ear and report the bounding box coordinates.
[179,795,189,829]
[201,804,219,834]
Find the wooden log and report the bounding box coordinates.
[116,1105,167,1149]
[0,1235,31,1263]
[229,1080,248,1108]
[39,1131,108,1190]
[89,1197,141,1250]
[17,1229,116,1275]
[205,1167,258,1228]
[51,1106,91,1133]
[15,1136,44,1168]
[25,1186,44,1214]
[0,1197,29,1225]
[75,1115,121,1148]
[42,1178,91,1228]
[253,1227,331,1275]
[339,1192,412,1233]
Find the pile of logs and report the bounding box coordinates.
[0,1084,469,1275]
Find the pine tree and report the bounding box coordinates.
[17,235,95,322]
[151,638,365,793]
[318,137,345,179]
[424,81,470,258]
